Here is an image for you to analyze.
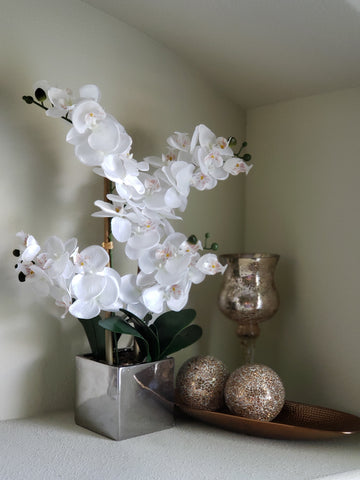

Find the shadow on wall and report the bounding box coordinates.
[254,254,345,408]
[0,81,93,419]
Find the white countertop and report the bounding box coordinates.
[1,410,360,480]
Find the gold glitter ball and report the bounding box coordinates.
[176,355,229,411]
[224,364,285,421]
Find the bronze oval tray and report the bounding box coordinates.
[177,400,360,440]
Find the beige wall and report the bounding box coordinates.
[2,0,358,422]
[0,0,245,420]
[245,87,360,414]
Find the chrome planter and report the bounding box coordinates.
[75,355,175,441]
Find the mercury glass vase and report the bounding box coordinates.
[218,253,280,364]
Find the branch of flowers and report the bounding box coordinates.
[23,91,115,364]
[16,81,254,369]
[22,96,73,124]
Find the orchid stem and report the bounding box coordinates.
[22,96,73,124]
[104,178,114,365]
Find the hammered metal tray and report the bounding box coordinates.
[177,400,360,440]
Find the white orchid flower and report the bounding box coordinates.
[114,273,148,318]
[191,170,217,191]
[163,148,179,164]
[128,172,180,219]
[187,254,206,284]
[190,124,236,184]
[39,236,77,281]
[145,148,186,168]
[196,253,227,275]
[69,267,122,319]
[98,152,145,185]
[124,215,162,260]
[93,198,133,243]
[114,175,146,200]
[118,274,141,305]
[142,278,191,314]
[68,105,132,167]
[78,84,101,102]
[191,124,233,155]
[72,245,109,274]
[19,264,52,297]
[71,100,106,134]
[197,148,229,182]
[44,83,101,119]
[138,233,192,287]
[14,233,78,304]
[162,161,194,197]
[223,157,253,176]
[50,285,72,318]
[46,87,75,118]
[16,232,41,263]
[167,132,191,152]
[161,161,194,211]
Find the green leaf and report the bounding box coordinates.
[153,309,196,353]
[99,315,139,336]
[150,323,158,338]
[99,315,151,362]
[77,316,105,361]
[160,324,203,359]
[120,309,160,361]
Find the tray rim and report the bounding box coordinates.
[176,400,360,440]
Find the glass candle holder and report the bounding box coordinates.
[218,253,280,364]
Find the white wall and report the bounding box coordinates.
[245,87,360,414]
[0,0,246,420]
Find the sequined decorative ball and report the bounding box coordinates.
[176,355,230,411]
[224,364,285,421]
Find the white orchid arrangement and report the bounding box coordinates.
[14,82,252,365]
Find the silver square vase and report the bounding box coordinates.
[75,355,175,440]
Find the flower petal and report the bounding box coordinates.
[69,299,100,319]
[75,141,103,166]
[196,253,226,275]
[79,84,101,101]
[111,217,132,243]
[74,245,109,273]
[127,230,160,251]
[88,117,120,153]
[98,275,119,308]
[118,274,141,304]
[71,273,106,301]
[142,285,164,313]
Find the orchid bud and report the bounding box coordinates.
[12,249,21,257]
[18,272,26,282]
[22,95,34,104]
[243,153,252,162]
[35,88,47,102]
[228,136,237,147]
[187,234,198,245]
[211,243,219,251]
